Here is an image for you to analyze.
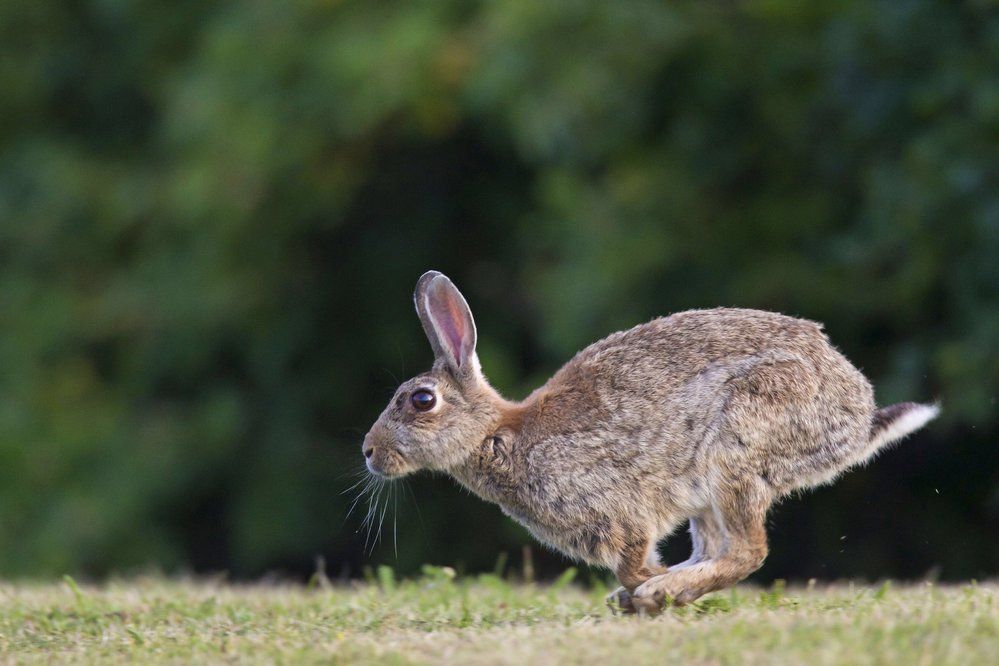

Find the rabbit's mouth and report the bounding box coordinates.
[365,447,412,479]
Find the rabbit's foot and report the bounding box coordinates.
[605,586,637,615]
[631,575,685,615]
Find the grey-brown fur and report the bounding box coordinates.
[363,271,939,613]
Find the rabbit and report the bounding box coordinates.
[362,270,939,614]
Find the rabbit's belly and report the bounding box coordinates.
[499,503,629,566]
[495,461,689,567]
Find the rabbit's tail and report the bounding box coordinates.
[868,402,940,451]
[782,401,939,495]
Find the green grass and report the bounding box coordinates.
[1,571,995,664]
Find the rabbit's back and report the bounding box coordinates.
[520,308,875,512]
[555,308,845,391]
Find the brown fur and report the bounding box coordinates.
[363,271,939,613]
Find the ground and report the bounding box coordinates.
[0,570,995,664]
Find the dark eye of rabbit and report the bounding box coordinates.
[411,390,436,411]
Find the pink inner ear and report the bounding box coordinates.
[427,286,468,367]
[442,299,467,366]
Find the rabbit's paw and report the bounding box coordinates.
[631,576,679,616]
[606,586,637,615]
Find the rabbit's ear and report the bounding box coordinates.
[414,271,478,376]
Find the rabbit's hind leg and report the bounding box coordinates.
[670,512,726,571]
[631,476,771,613]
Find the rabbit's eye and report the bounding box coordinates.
[411,390,436,411]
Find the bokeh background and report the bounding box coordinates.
[1,0,996,583]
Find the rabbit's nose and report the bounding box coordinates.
[362,440,375,459]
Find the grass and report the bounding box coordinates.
[0,570,995,664]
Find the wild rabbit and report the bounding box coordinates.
[362,271,939,614]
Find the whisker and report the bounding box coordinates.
[341,475,369,495]
[345,478,375,520]
[363,480,385,551]
[392,483,399,559]
[383,366,401,386]
[337,465,369,483]
[404,480,428,544]
[372,485,391,554]
[362,496,376,548]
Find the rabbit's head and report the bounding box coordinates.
[363,271,504,478]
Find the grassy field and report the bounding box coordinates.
[0,570,995,664]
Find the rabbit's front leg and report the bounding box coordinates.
[631,476,771,613]
[607,535,668,614]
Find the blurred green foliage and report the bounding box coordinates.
[0,0,995,580]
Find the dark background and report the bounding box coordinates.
[1,0,996,583]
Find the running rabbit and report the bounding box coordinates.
[362,271,939,613]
